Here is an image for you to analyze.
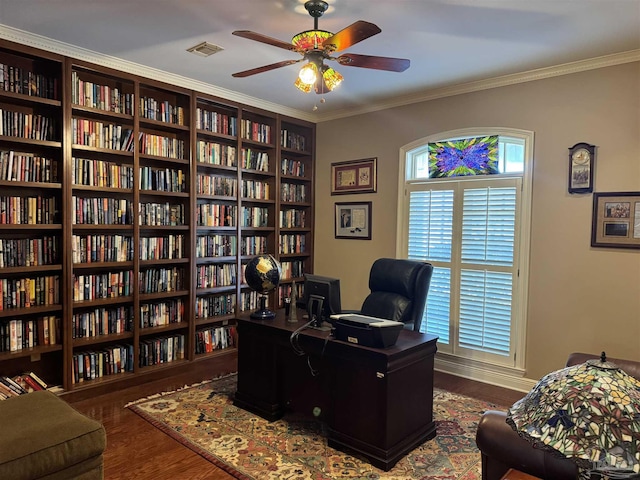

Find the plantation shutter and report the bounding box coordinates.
[458,184,517,355]
[407,188,453,344]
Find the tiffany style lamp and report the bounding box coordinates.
[507,352,640,479]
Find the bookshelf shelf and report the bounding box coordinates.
[0,38,315,398]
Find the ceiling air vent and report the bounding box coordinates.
[187,41,224,57]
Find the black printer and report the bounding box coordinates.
[330,313,404,348]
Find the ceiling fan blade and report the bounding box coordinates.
[323,21,381,52]
[232,30,297,52]
[336,53,410,72]
[232,59,302,78]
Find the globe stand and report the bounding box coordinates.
[251,293,275,320]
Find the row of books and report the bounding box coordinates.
[0,195,58,225]
[72,271,133,302]
[139,97,185,126]
[240,235,267,256]
[72,196,132,225]
[196,140,237,167]
[239,290,265,311]
[139,132,185,159]
[240,119,271,144]
[280,208,307,229]
[0,372,49,400]
[281,183,307,203]
[72,157,134,189]
[195,108,237,136]
[0,275,60,310]
[71,118,134,151]
[241,149,269,172]
[139,165,185,193]
[279,234,307,254]
[139,266,185,294]
[71,72,134,114]
[196,203,237,227]
[0,235,59,268]
[280,260,305,280]
[71,234,134,264]
[72,344,134,383]
[195,234,237,257]
[195,293,236,319]
[0,316,60,351]
[72,305,133,339]
[1,63,58,100]
[278,282,304,306]
[241,179,270,200]
[0,150,58,183]
[139,202,185,226]
[197,173,237,197]
[140,299,184,328]
[0,109,56,141]
[281,158,306,177]
[241,206,269,228]
[194,325,235,354]
[281,130,307,151]
[139,334,185,367]
[139,234,185,261]
[196,263,237,289]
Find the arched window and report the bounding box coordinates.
[397,128,533,371]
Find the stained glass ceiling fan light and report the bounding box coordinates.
[507,352,640,479]
[231,0,410,98]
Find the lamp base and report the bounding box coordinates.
[250,295,275,320]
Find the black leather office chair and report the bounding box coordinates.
[358,258,433,332]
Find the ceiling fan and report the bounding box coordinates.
[231,0,410,95]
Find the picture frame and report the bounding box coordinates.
[335,202,372,240]
[331,158,377,195]
[591,191,640,249]
[568,142,596,194]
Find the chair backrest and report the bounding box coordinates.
[360,258,433,332]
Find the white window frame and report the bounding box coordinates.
[396,127,534,378]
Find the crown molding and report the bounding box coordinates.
[314,49,640,122]
[2,24,637,125]
[0,24,317,122]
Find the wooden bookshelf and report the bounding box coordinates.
[0,38,315,397]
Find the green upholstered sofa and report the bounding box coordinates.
[0,390,106,479]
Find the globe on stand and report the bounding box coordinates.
[245,254,282,320]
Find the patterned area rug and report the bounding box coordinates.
[127,374,506,480]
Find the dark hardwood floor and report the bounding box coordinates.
[69,364,525,480]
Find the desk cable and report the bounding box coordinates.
[289,320,333,377]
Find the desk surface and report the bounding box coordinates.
[234,310,438,471]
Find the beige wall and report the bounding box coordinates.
[314,62,640,381]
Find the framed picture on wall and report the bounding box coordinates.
[591,191,640,249]
[335,202,372,239]
[331,158,377,195]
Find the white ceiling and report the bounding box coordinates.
[1,0,639,121]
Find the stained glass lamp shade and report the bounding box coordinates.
[292,30,343,94]
[507,353,640,479]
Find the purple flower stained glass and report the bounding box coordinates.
[428,136,499,178]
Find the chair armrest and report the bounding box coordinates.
[476,410,577,480]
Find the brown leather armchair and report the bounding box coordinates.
[476,352,640,480]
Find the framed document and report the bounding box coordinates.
[335,202,372,239]
[331,158,377,195]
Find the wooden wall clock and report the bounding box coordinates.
[568,142,596,194]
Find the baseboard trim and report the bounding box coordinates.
[435,356,536,393]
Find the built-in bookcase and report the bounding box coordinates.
[0,39,315,397]
[0,43,65,388]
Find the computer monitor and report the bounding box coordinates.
[303,273,341,327]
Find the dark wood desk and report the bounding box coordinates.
[233,311,439,471]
